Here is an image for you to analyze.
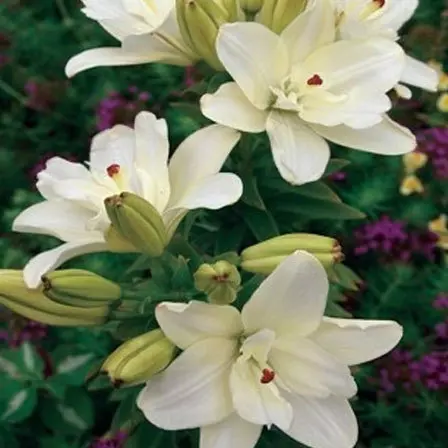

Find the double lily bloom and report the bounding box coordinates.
[138,251,403,448]
[13,112,242,288]
[201,0,416,185]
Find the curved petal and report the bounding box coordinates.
[242,251,329,338]
[216,22,289,109]
[266,110,330,185]
[303,38,405,94]
[167,173,243,212]
[66,47,159,78]
[375,0,419,32]
[200,82,268,133]
[200,414,262,448]
[12,200,99,242]
[311,116,416,155]
[284,394,358,448]
[155,301,243,350]
[167,125,241,208]
[137,338,237,430]
[311,317,403,366]
[400,55,438,92]
[269,337,357,398]
[23,240,108,288]
[281,0,335,65]
[230,358,293,430]
[133,111,171,212]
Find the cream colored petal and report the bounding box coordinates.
[400,55,438,92]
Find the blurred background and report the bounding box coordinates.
[0,1,447,447]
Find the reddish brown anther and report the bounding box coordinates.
[373,0,385,7]
[260,368,275,384]
[307,74,323,86]
[107,164,121,177]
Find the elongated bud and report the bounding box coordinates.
[258,0,307,34]
[194,261,241,305]
[104,225,139,253]
[0,270,109,326]
[176,0,241,70]
[241,0,263,11]
[42,269,121,308]
[104,192,168,258]
[241,233,343,275]
[102,329,176,387]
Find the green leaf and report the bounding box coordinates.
[40,388,94,435]
[332,264,363,291]
[125,421,172,448]
[324,158,351,175]
[0,387,37,423]
[0,343,44,381]
[0,354,20,379]
[239,206,279,241]
[0,426,19,448]
[43,377,67,400]
[241,172,267,210]
[38,436,72,448]
[52,348,96,386]
[294,181,342,202]
[111,388,142,432]
[272,196,366,220]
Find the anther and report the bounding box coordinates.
[260,368,275,384]
[107,164,121,177]
[307,74,323,86]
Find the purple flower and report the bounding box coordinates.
[433,294,448,310]
[417,128,448,179]
[0,319,47,348]
[353,216,439,261]
[91,432,127,448]
[95,87,152,131]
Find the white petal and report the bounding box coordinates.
[284,394,358,448]
[400,55,439,92]
[303,38,404,94]
[375,0,418,32]
[269,337,357,398]
[200,82,268,133]
[242,251,329,338]
[167,125,240,208]
[155,301,243,350]
[266,111,330,185]
[167,173,243,212]
[137,338,236,430]
[230,358,293,429]
[12,200,99,242]
[133,111,171,212]
[200,414,262,448]
[216,22,289,109]
[311,317,403,366]
[23,240,108,288]
[281,0,335,65]
[311,116,416,155]
[90,125,136,173]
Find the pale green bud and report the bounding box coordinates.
[104,225,139,253]
[258,0,307,34]
[241,233,343,275]
[194,260,241,305]
[176,0,241,70]
[240,0,263,11]
[42,269,122,308]
[102,329,176,387]
[0,270,109,326]
[104,192,168,258]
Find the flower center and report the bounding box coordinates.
[360,0,385,19]
[260,368,276,384]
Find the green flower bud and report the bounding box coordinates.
[102,329,176,387]
[241,233,344,275]
[0,270,109,326]
[176,0,241,70]
[194,260,241,305]
[42,269,121,308]
[258,0,307,34]
[104,192,168,258]
[104,225,139,253]
[240,0,263,11]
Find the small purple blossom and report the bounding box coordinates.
[91,431,127,448]
[95,87,152,131]
[354,216,439,261]
[327,171,347,182]
[24,79,66,112]
[0,319,47,348]
[417,128,448,180]
[433,294,448,310]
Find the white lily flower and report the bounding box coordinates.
[333,0,438,93]
[137,251,403,448]
[81,0,175,37]
[66,9,198,78]
[13,112,242,288]
[201,0,415,185]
